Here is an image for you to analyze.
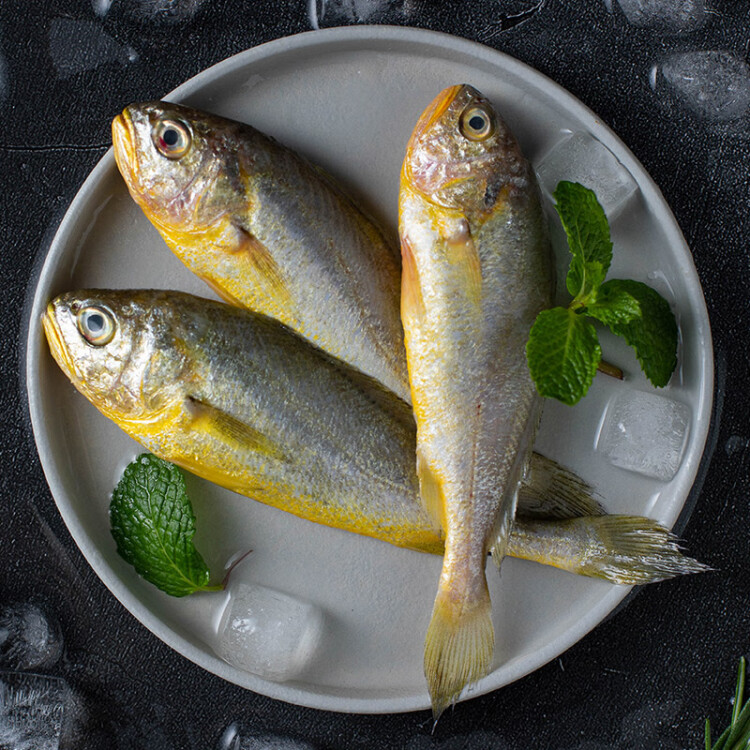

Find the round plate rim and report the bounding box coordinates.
[25,25,714,714]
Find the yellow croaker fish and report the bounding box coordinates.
[42,290,705,585]
[111,101,410,402]
[399,85,556,716]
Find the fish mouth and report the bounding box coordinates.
[42,303,77,381]
[402,84,464,194]
[412,84,464,141]
[112,110,138,189]
[405,84,464,158]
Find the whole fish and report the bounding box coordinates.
[41,290,705,586]
[112,101,410,402]
[399,85,555,716]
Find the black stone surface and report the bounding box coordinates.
[1,1,748,748]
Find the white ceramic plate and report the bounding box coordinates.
[25,26,713,713]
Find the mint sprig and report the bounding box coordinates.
[526,181,678,405]
[110,453,221,597]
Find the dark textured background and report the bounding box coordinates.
[1,1,749,748]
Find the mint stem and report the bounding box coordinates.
[221,548,254,589]
[597,360,623,380]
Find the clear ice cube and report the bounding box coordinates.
[0,672,75,750]
[534,132,638,219]
[597,390,691,481]
[615,0,707,33]
[216,583,324,682]
[0,603,63,672]
[219,723,319,750]
[652,51,750,122]
[309,0,404,29]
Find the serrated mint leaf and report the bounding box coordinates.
[526,307,602,406]
[554,181,613,302]
[594,279,678,387]
[110,453,217,597]
[586,280,642,327]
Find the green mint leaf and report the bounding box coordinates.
[586,282,642,327]
[526,307,602,406]
[594,279,678,387]
[110,453,217,597]
[554,181,613,302]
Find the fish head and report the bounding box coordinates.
[402,84,528,217]
[43,290,190,425]
[112,101,247,234]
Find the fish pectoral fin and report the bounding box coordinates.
[424,581,494,721]
[416,453,445,532]
[184,396,285,461]
[232,223,291,304]
[400,235,426,322]
[438,215,482,303]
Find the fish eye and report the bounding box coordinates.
[153,118,192,159]
[76,305,116,346]
[459,105,495,141]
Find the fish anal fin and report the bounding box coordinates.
[489,481,520,568]
[417,453,445,532]
[185,396,285,461]
[424,583,494,721]
[400,235,426,321]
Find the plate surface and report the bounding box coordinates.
[26,26,713,713]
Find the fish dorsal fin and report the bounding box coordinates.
[416,451,445,532]
[517,453,604,519]
[438,214,482,303]
[184,395,286,461]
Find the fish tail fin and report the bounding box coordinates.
[518,453,605,519]
[424,582,494,721]
[579,516,712,584]
[508,516,712,585]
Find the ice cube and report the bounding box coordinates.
[534,132,638,220]
[219,723,319,750]
[615,0,707,33]
[0,672,75,750]
[596,390,691,481]
[309,0,404,29]
[652,51,750,122]
[48,19,133,79]
[127,0,207,22]
[0,603,63,672]
[215,583,324,682]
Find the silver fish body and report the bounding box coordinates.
[399,84,555,716]
[42,289,708,592]
[112,101,410,402]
